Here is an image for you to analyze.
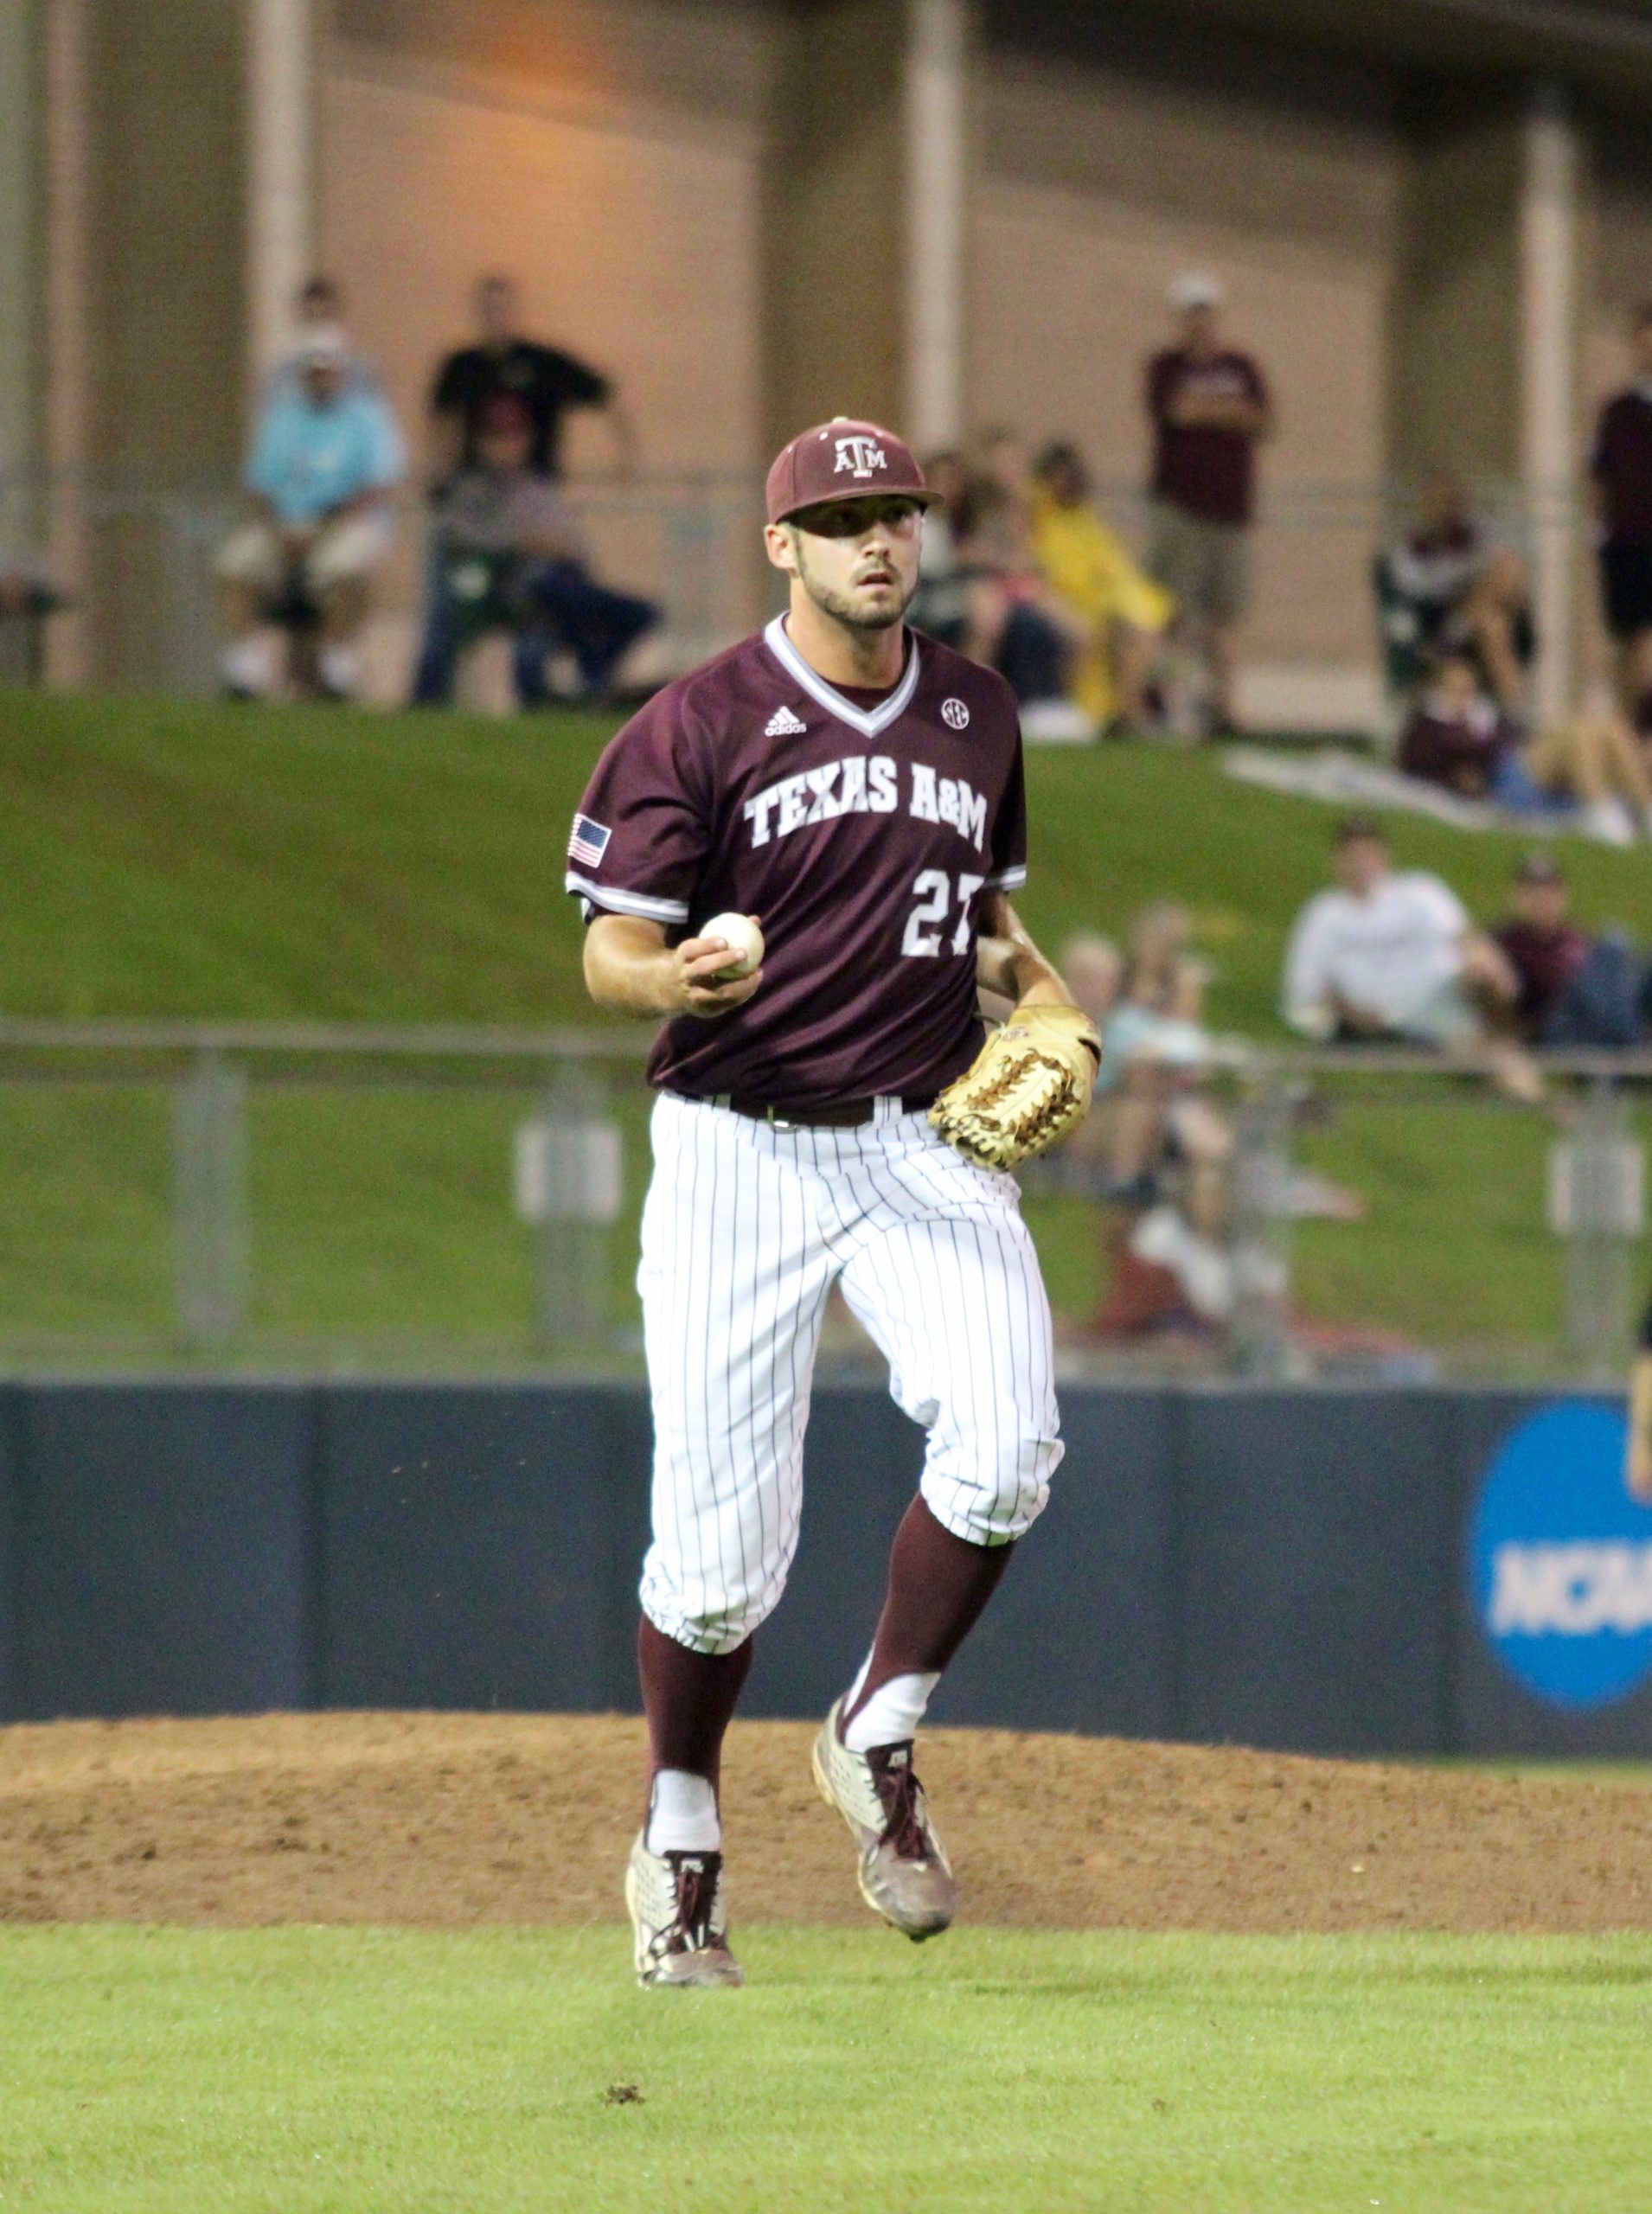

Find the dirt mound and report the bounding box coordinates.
[2,1712,1649,1933]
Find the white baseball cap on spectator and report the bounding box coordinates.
[1167,270,1225,312]
[298,328,348,368]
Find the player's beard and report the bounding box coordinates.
[792,541,915,633]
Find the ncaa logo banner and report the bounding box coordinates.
[1469,1401,1652,1711]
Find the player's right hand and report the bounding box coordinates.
[671,935,763,1021]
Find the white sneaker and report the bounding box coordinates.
[624,1832,743,1989]
[221,635,273,700]
[317,643,362,701]
[1582,797,1637,847]
[1020,697,1097,744]
[811,1699,957,1942]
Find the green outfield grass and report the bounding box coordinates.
[1,1923,1647,2212]
[3,686,1649,1364]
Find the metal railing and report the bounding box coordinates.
[0,1019,648,1366]
[0,1019,1647,1379]
[2,465,1583,712]
[3,467,760,700]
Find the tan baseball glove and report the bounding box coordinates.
[930,1001,1102,1171]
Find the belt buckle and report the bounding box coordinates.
[765,1105,797,1131]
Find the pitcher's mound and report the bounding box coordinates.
[2,1712,1649,1932]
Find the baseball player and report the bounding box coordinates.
[567,418,1098,1987]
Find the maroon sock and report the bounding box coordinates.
[637,1616,754,1803]
[841,1495,1015,1734]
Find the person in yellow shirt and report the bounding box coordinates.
[1029,442,1174,733]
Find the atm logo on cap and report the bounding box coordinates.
[1470,1402,1652,1710]
[835,436,888,479]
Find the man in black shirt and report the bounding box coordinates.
[1591,303,1652,718]
[429,273,632,480]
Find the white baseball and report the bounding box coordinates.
[701,911,765,981]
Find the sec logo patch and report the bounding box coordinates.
[941,698,970,730]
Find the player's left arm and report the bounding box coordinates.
[975,892,1077,1012]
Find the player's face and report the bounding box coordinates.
[769,496,924,633]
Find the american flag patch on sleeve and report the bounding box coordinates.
[567,814,612,868]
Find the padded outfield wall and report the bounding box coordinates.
[0,1381,1648,1758]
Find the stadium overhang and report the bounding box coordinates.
[1099,0,1652,112]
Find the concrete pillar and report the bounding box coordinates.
[43,0,91,682]
[761,0,971,463]
[247,0,318,381]
[0,0,46,541]
[1388,87,1525,488]
[41,0,249,687]
[904,0,969,453]
[1390,79,1591,720]
[1521,82,1581,726]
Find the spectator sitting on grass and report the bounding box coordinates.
[1064,911,1239,1341]
[411,393,657,708]
[1282,816,1539,1099]
[1399,649,1652,847]
[1377,470,1533,715]
[954,430,1095,740]
[215,330,405,702]
[909,449,970,649]
[1057,909,1232,1214]
[1491,850,1649,1049]
[1028,441,1173,736]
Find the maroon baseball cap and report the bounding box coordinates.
[765,417,936,526]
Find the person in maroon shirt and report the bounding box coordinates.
[1144,271,1272,737]
[1399,649,1652,842]
[567,417,1092,1987]
[1491,853,1593,1036]
[1591,304,1652,717]
[1491,851,1646,1046]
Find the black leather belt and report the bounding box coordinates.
[688,1091,934,1129]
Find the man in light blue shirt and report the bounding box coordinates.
[216,331,405,701]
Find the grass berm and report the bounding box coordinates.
[2,685,1646,1359]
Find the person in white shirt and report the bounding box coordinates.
[1282,816,1538,1096]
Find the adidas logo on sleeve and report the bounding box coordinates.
[765,705,809,737]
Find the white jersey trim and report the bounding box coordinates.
[762,615,923,739]
[564,870,690,924]
[983,864,1028,892]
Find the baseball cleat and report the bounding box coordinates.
[811,1698,958,1942]
[624,1833,744,1989]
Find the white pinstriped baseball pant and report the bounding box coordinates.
[637,1091,1063,1655]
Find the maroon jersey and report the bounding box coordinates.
[1591,386,1652,544]
[1398,690,1514,796]
[1147,347,1268,526]
[1492,918,1591,1033]
[566,619,1028,1109]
